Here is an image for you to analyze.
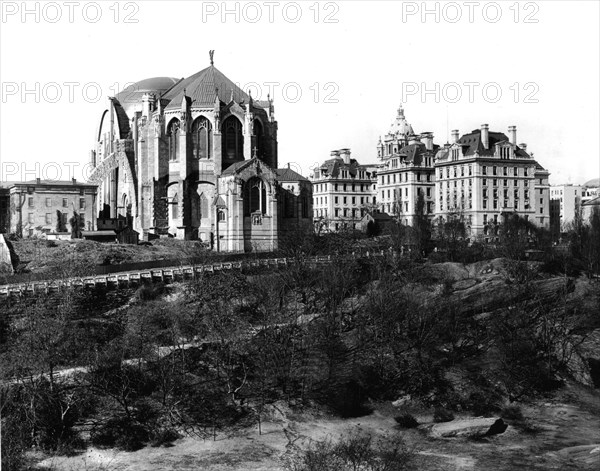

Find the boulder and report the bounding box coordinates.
[429,417,507,438]
[392,395,412,408]
[555,444,600,466]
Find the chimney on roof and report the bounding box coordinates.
[72,178,76,185]
[421,132,433,151]
[451,129,460,144]
[508,125,517,145]
[408,134,419,145]
[331,150,341,159]
[519,143,528,152]
[340,148,351,165]
[481,124,489,150]
[36,178,40,185]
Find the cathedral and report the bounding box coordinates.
[89,52,312,252]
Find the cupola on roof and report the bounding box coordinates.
[388,104,414,137]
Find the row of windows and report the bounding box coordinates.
[337,170,370,179]
[314,208,369,219]
[27,212,85,224]
[28,197,86,210]
[381,201,434,215]
[313,182,375,193]
[380,172,432,185]
[314,195,376,206]
[381,187,432,201]
[168,116,266,163]
[482,189,530,199]
[439,165,532,179]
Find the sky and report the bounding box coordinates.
[1,0,599,186]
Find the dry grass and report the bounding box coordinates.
[11,239,207,275]
[35,384,600,471]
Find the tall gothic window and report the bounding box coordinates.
[167,119,180,161]
[192,117,212,159]
[171,193,179,219]
[245,178,267,216]
[222,116,243,161]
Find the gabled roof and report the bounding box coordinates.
[362,211,393,223]
[275,168,308,182]
[213,196,227,208]
[164,65,251,110]
[221,160,250,176]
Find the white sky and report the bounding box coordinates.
[1,0,599,185]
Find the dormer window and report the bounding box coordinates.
[499,146,512,160]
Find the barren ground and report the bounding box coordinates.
[35,382,600,471]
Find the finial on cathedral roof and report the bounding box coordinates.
[230,88,235,103]
[209,50,215,66]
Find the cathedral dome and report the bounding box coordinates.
[115,77,180,118]
[388,104,414,137]
[583,178,599,188]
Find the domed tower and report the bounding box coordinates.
[379,104,415,159]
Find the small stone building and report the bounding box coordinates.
[0,179,97,238]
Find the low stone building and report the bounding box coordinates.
[0,179,97,238]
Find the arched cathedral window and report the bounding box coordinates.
[192,117,212,159]
[167,119,180,161]
[222,116,243,161]
[245,178,267,216]
[171,193,179,219]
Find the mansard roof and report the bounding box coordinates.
[456,130,531,158]
[318,158,362,178]
[164,65,251,110]
[395,142,438,165]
